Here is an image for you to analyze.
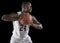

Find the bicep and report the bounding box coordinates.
[32,16,40,24]
[32,16,43,29]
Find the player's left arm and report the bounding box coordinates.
[31,16,43,30]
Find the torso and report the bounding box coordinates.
[12,11,30,39]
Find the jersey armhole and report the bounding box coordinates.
[17,11,21,16]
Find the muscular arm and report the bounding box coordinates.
[1,13,19,22]
[31,16,43,30]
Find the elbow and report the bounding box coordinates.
[38,24,43,30]
[1,15,7,21]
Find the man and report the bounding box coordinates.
[1,2,43,43]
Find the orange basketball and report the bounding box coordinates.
[19,13,33,25]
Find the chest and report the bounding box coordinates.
[19,25,27,31]
[13,21,29,32]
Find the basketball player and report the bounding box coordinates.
[1,2,43,43]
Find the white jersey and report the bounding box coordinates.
[10,11,33,43]
[12,11,30,39]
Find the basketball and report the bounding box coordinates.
[19,13,33,25]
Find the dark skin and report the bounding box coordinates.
[1,13,19,21]
[1,2,43,29]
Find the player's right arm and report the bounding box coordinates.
[1,13,19,22]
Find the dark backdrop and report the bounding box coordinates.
[0,0,48,43]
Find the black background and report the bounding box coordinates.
[0,0,49,43]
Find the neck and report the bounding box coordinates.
[21,11,29,14]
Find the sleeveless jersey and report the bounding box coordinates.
[12,11,30,40]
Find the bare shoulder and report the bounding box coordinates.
[32,15,36,19]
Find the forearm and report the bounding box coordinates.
[31,23,43,29]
